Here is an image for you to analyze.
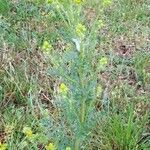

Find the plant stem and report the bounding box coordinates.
[75,138,80,150]
[81,100,86,123]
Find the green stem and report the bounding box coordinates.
[75,138,80,150]
[81,100,86,123]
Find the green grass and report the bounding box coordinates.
[0,0,150,150]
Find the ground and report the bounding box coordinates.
[0,0,150,150]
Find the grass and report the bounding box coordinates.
[0,0,150,150]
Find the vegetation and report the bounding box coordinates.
[0,0,150,149]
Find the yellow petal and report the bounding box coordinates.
[45,143,55,150]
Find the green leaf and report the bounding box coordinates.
[0,0,9,15]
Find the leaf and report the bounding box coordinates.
[0,0,9,15]
[72,38,81,52]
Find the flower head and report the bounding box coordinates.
[45,143,55,150]
[66,146,71,150]
[76,23,86,38]
[103,0,112,6]
[99,57,108,65]
[96,85,103,97]
[98,20,105,28]
[60,83,68,94]
[42,41,53,53]
[74,0,84,4]
[0,142,8,150]
[23,127,33,138]
[46,0,54,4]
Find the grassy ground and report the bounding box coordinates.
[0,0,150,150]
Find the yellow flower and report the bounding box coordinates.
[60,83,68,94]
[0,142,8,150]
[66,146,71,150]
[76,23,86,38]
[23,127,33,138]
[98,20,105,28]
[74,0,84,4]
[103,0,112,6]
[96,85,103,97]
[45,143,55,150]
[42,41,53,53]
[46,0,53,4]
[99,57,108,65]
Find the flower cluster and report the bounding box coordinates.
[59,83,68,94]
[42,41,53,53]
[0,142,8,150]
[76,23,86,38]
[98,20,105,28]
[98,57,109,71]
[96,85,103,97]
[103,0,112,6]
[66,146,71,150]
[46,0,54,4]
[99,57,108,65]
[74,0,84,4]
[45,143,71,150]
[22,127,33,138]
[45,143,55,150]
